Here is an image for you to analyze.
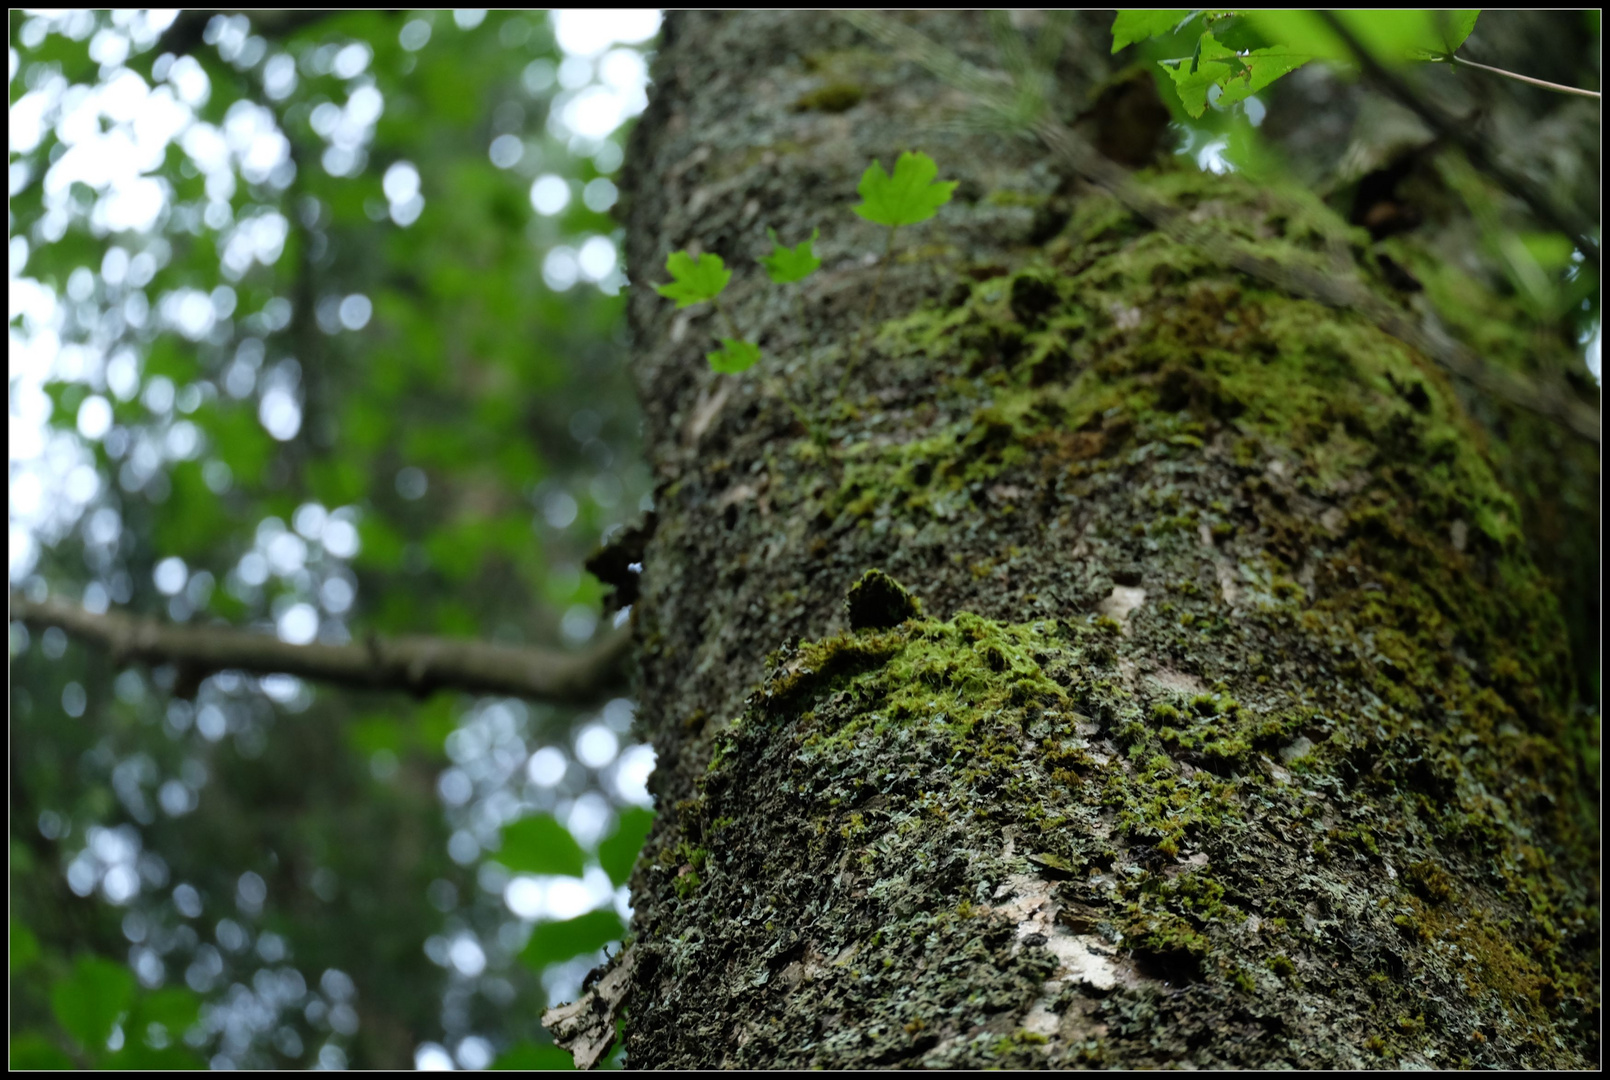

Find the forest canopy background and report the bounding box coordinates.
[10,10,660,1070]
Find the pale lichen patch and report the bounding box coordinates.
[1148,667,1205,696]
[686,379,732,443]
[1096,585,1147,630]
[1258,754,1291,784]
[990,873,1122,994]
[1279,735,1315,764]
[1215,560,1240,606]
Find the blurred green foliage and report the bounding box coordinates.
[10,9,656,1069]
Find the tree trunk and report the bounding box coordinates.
[603,11,1597,1068]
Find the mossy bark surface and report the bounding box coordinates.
[615,12,1598,1069]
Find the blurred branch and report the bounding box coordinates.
[841,12,1600,446]
[10,593,634,706]
[151,10,343,58]
[1316,11,1600,271]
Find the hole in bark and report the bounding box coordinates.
[1028,344,1074,387]
[1010,272,1060,328]
[1028,203,1071,246]
[1130,944,1204,984]
[1154,364,1244,421]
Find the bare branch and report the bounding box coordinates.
[841,12,1601,446]
[11,593,633,706]
[150,10,349,60]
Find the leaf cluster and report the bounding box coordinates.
[1112,10,1480,118]
[9,949,205,1069]
[652,150,955,412]
[494,806,653,974]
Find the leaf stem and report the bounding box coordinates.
[713,297,744,343]
[791,289,832,450]
[839,223,899,400]
[768,376,823,445]
[716,297,826,448]
[1439,53,1600,100]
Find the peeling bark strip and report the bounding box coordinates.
[613,12,1597,1069]
[542,949,635,1069]
[10,594,631,705]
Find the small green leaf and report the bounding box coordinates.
[102,1044,206,1070]
[126,987,203,1039]
[758,228,821,284]
[1337,9,1479,64]
[1111,10,1194,53]
[653,250,731,308]
[598,807,654,888]
[50,956,136,1052]
[1515,231,1577,272]
[11,918,40,973]
[518,908,626,970]
[498,814,588,878]
[346,714,406,758]
[492,1041,577,1070]
[8,1033,75,1069]
[707,338,762,374]
[853,151,957,229]
[1240,11,1478,71]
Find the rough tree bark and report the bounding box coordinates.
[579,11,1597,1069]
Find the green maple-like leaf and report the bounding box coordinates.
[1111,10,1195,53]
[653,250,731,308]
[490,1041,578,1070]
[759,228,821,284]
[1246,10,1478,67]
[1154,12,1484,120]
[1161,32,1312,118]
[51,956,135,1052]
[517,908,626,970]
[707,338,761,374]
[853,151,957,229]
[598,806,654,888]
[497,814,587,877]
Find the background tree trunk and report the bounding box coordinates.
[609,12,1597,1068]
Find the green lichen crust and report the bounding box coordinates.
[620,13,1597,1069]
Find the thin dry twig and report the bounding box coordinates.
[1440,53,1601,100]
